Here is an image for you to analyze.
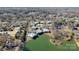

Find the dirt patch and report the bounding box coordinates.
[26,37,32,43]
[50,39,63,46]
[44,33,52,37]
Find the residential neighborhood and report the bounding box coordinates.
[0,7,79,51]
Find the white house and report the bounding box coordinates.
[27,32,37,38]
[42,28,50,33]
[46,20,52,24]
[36,29,43,34]
[40,21,45,24]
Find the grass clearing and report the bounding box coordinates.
[23,35,79,51]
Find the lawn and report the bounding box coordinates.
[23,35,79,51]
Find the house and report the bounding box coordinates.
[42,28,50,33]
[40,21,45,24]
[46,20,52,24]
[36,29,43,35]
[27,32,38,39]
[31,25,38,30]
[55,23,63,29]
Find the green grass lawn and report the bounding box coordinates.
[23,35,79,51]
